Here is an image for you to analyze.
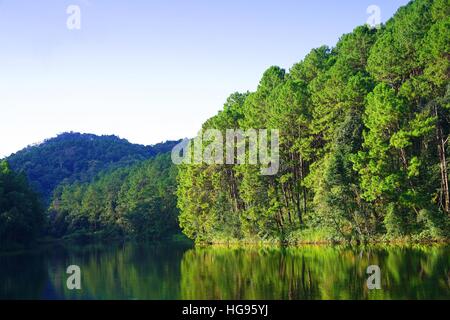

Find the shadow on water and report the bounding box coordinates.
[0,242,448,300]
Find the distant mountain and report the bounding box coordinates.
[5,132,180,202]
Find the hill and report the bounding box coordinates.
[5,132,180,202]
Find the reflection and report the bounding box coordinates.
[0,250,48,299]
[0,243,448,299]
[48,242,191,300]
[180,245,450,300]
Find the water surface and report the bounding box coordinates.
[0,242,448,300]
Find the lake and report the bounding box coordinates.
[0,242,448,300]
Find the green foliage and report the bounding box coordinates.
[49,154,179,241]
[6,132,180,202]
[2,0,448,246]
[177,0,450,244]
[0,161,44,246]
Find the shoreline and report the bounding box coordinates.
[195,238,450,247]
[1,234,448,254]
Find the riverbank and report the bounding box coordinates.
[197,238,450,248]
[0,232,193,254]
[1,229,448,254]
[191,228,450,247]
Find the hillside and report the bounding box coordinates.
[5,132,180,202]
[177,0,449,243]
[48,153,179,240]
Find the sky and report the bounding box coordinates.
[0,0,410,157]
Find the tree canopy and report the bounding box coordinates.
[0,161,44,246]
[48,153,179,241]
[177,0,449,244]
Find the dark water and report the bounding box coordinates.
[0,242,448,300]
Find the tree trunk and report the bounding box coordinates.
[435,105,449,213]
[437,126,449,213]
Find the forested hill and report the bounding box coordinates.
[2,0,448,247]
[5,132,180,202]
[177,0,450,244]
[49,153,179,241]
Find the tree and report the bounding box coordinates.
[0,161,44,246]
[176,0,449,243]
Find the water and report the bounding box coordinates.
[0,242,448,300]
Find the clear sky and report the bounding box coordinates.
[0,0,410,157]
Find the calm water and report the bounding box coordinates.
[0,242,448,300]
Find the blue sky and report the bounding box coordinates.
[0,0,410,157]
